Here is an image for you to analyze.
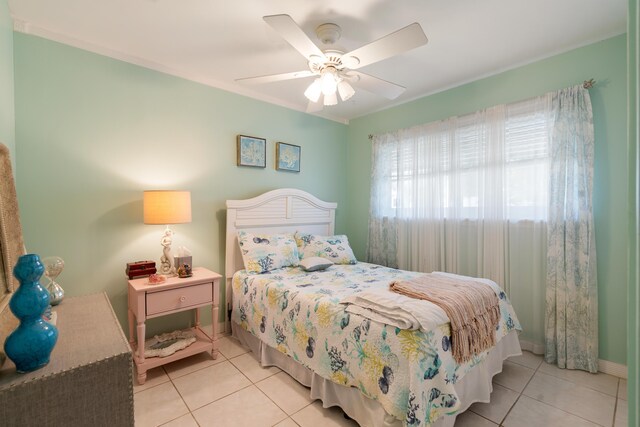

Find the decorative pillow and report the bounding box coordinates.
[299,257,333,272]
[238,231,299,274]
[295,233,357,265]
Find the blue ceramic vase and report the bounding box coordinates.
[4,254,59,373]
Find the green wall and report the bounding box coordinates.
[0,0,14,158]
[627,0,638,423]
[13,33,348,336]
[347,35,629,365]
[10,29,631,367]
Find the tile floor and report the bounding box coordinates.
[134,336,629,427]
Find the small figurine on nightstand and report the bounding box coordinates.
[177,264,192,278]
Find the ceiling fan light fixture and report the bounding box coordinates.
[320,67,338,96]
[323,92,338,106]
[243,16,429,112]
[337,80,355,101]
[304,78,322,102]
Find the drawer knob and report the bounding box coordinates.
[180,296,186,302]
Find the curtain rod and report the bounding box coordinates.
[368,78,596,141]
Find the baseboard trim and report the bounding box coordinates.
[519,338,628,379]
[598,359,628,379]
[220,321,229,336]
[518,339,545,355]
[199,322,229,337]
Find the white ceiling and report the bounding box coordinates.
[8,0,627,123]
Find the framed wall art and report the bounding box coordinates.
[276,142,301,173]
[237,135,266,168]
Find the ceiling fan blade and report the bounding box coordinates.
[349,71,406,99]
[342,23,428,69]
[264,14,326,61]
[236,70,315,85]
[306,99,324,113]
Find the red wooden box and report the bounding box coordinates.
[126,261,156,279]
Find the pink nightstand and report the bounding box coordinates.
[127,267,222,384]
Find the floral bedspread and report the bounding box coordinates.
[232,263,521,426]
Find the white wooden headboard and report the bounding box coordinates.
[225,188,337,328]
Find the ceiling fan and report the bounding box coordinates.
[236,14,428,112]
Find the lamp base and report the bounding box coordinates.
[159,254,175,276]
[159,226,176,276]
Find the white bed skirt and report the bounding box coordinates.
[232,324,521,427]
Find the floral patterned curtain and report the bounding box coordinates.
[544,85,598,373]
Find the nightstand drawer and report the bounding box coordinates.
[146,283,213,316]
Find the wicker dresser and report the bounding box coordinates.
[0,293,134,426]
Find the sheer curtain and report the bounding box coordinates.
[368,86,597,367]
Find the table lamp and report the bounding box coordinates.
[143,190,192,276]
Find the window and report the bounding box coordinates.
[373,96,551,223]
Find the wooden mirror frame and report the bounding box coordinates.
[0,143,25,356]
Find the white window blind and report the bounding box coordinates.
[375,95,551,222]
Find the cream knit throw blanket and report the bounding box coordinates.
[390,274,500,364]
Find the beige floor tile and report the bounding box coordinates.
[468,384,519,424]
[508,351,543,370]
[133,342,629,427]
[453,411,498,426]
[291,401,359,427]
[133,366,170,393]
[493,361,535,393]
[229,352,281,383]
[160,413,199,427]
[256,371,314,415]
[615,399,628,427]
[523,371,615,426]
[538,361,618,396]
[503,396,600,427]
[218,335,250,359]
[274,418,300,427]
[192,385,287,427]
[619,379,628,400]
[163,351,226,380]
[134,381,189,427]
[172,360,252,411]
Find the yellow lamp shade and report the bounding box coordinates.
[143,191,192,224]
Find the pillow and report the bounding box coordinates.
[295,233,357,265]
[299,257,333,272]
[238,231,299,274]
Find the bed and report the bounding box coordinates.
[225,188,522,427]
